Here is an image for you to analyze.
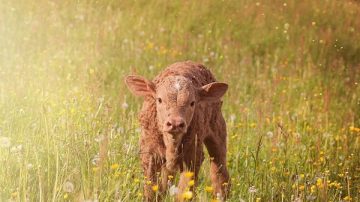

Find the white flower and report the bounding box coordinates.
[148,65,154,71]
[63,181,75,193]
[248,186,257,193]
[10,145,23,153]
[0,136,11,148]
[94,135,105,143]
[266,131,274,138]
[230,114,236,122]
[122,102,129,109]
[284,23,290,30]
[91,154,101,165]
[26,163,34,170]
[169,185,179,196]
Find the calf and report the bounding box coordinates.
[125,61,230,201]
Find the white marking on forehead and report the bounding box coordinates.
[173,76,182,91]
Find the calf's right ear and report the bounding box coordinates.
[125,75,156,97]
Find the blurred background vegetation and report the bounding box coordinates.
[0,0,359,201]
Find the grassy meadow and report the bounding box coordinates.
[1,0,360,201]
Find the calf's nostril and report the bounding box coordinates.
[166,122,172,127]
[178,122,185,128]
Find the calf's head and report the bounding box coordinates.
[125,74,228,169]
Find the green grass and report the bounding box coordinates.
[0,0,359,201]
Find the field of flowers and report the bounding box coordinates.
[0,0,359,201]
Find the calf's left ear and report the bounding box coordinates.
[198,82,228,102]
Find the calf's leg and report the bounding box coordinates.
[204,134,230,199]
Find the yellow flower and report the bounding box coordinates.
[188,180,195,187]
[310,185,316,193]
[168,175,174,180]
[114,171,121,178]
[316,178,324,189]
[299,174,305,179]
[146,180,152,185]
[184,171,194,178]
[63,193,68,199]
[343,196,352,201]
[256,197,261,202]
[299,185,305,191]
[152,185,159,192]
[11,192,18,199]
[92,167,100,172]
[205,186,213,193]
[110,163,119,170]
[182,191,193,200]
[134,178,140,183]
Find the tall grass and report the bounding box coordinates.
[0,0,359,201]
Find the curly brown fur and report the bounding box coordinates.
[126,61,230,201]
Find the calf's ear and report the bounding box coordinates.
[125,75,156,97]
[198,82,228,102]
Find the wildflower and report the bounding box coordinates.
[168,175,174,180]
[0,136,11,148]
[10,144,23,153]
[63,181,75,193]
[169,185,179,196]
[249,186,257,193]
[152,185,159,192]
[256,198,261,202]
[91,154,101,166]
[310,185,316,193]
[184,171,194,178]
[110,163,119,170]
[284,23,290,30]
[230,114,236,122]
[299,185,305,191]
[92,167,100,172]
[205,186,213,193]
[299,174,305,179]
[188,180,195,187]
[134,178,140,183]
[26,163,34,170]
[11,191,18,199]
[343,196,352,201]
[146,180,152,185]
[266,131,273,138]
[114,171,121,178]
[63,193,68,199]
[121,102,129,109]
[349,126,360,132]
[94,135,105,143]
[182,191,193,200]
[316,178,324,189]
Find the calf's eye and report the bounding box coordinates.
[190,101,195,107]
[157,98,162,104]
